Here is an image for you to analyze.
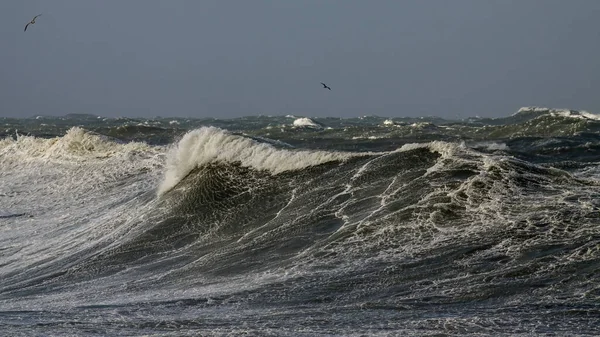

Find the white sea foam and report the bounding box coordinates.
[292,117,322,129]
[551,110,600,121]
[157,127,357,195]
[470,141,509,151]
[397,140,464,159]
[351,134,388,140]
[516,106,553,114]
[516,106,600,120]
[0,128,164,285]
[410,122,436,129]
[0,127,155,161]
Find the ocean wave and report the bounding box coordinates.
[2,121,600,335]
[157,127,363,195]
[469,141,510,151]
[517,106,600,121]
[0,127,157,162]
[292,117,323,129]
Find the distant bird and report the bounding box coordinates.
[321,82,331,90]
[24,14,42,32]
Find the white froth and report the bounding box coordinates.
[579,111,600,120]
[292,117,322,129]
[516,106,600,120]
[157,127,356,195]
[471,142,509,151]
[410,122,436,129]
[0,127,155,161]
[516,106,553,114]
[551,110,600,121]
[0,129,164,287]
[397,141,463,159]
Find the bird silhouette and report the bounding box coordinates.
[321,82,331,90]
[24,14,42,32]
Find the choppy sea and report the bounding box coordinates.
[1,107,599,336]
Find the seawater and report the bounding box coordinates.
[0,108,599,336]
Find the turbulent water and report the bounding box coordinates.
[1,107,599,336]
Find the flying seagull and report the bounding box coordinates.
[321,82,331,90]
[24,14,42,32]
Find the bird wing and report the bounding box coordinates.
[24,23,30,31]
[34,14,42,20]
[321,82,326,87]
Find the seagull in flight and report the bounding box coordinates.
[24,14,42,32]
[321,82,331,90]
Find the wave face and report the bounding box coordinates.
[1,122,600,336]
[157,126,357,195]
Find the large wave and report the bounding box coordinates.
[1,126,599,335]
[157,127,363,195]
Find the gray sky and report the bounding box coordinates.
[1,0,599,118]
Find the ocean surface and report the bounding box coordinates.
[1,107,599,336]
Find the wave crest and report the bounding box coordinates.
[158,127,357,195]
[0,127,154,161]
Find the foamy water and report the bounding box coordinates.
[1,113,599,336]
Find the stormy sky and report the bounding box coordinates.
[1,0,599,118]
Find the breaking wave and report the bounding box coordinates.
[0,127,156,161]
[157,127,362,195]
[1,124,599,335]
